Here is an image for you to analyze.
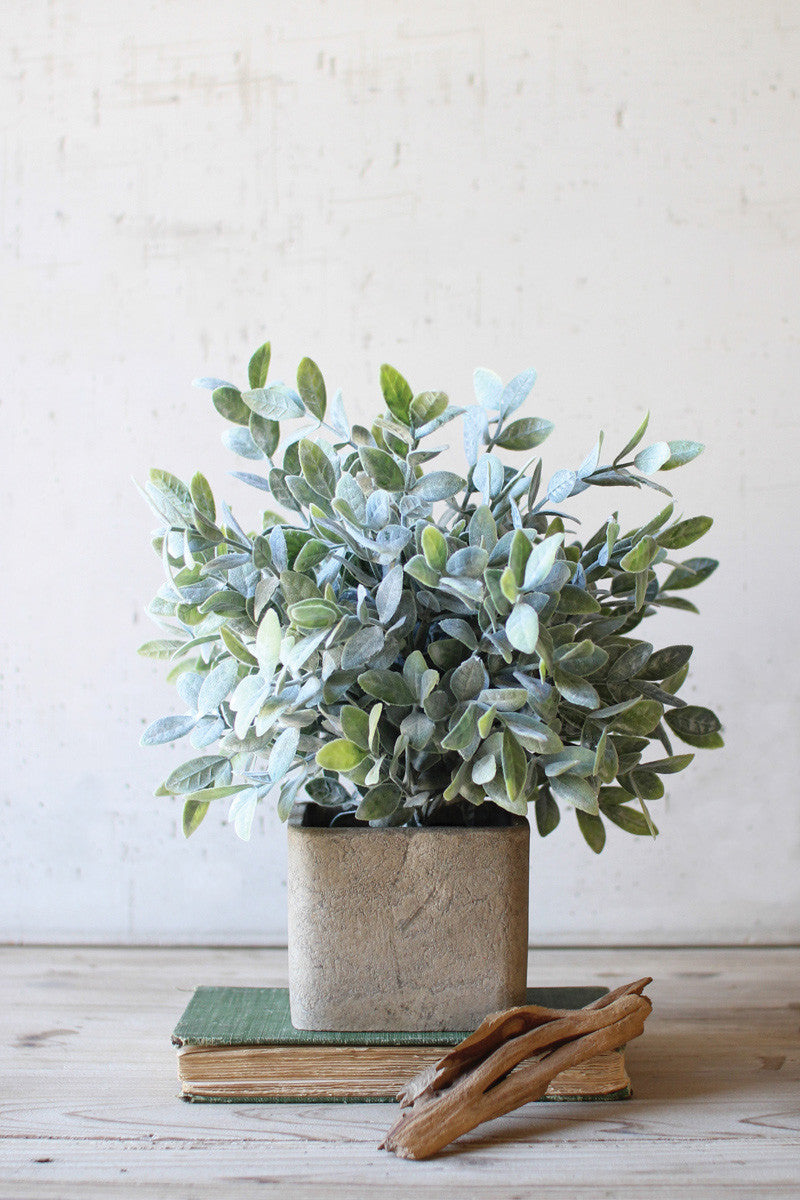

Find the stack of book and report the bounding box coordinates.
[171,986,633,1103]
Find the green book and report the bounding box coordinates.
[172,987,632,1103]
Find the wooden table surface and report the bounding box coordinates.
[1,946,798,1199]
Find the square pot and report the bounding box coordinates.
[287,803,529,1031]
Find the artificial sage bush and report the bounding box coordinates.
[138,342,722,850]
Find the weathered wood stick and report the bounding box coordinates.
[398,976,652,1107]
[382,982,653,1160]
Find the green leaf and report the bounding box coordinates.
[451,656,488,702]
[138,639,185,660]
[441,705,479,752]
[190,472,216,522]
[341,705,370,750]
[535,790,561,836]
[446,546,489,578]
[248,342,272,389]
[359,446,405,491]
[657,516,713,550]
[668,728,724,749]
[380,363,413,425]
[523,532,564,590]
[495,417,554,451]
[242,384,305,421]
[296,356,326,421]
[506,603,539,653]
[552,667,600,709]
[165,755,231,795]
[576,810,606,853]
[410,390,448,427]
[293,538,329,574]
[411,471,465,502]
[509,530,532,585]
[613,699,663,735]
[356,782,402,821]
[249,413,280,457]
[182,799,210,837]
[607,642,653,682]
[626,768,665,800]
[620,536,658,574]
[315,739,368,771]
[549,774,599,815]
[661,556,718,590]
[219,626,258,666]
[665,705,722,738]
[289,598,341,629]
[405,555,441,587]
[358,670,415,705]
[421,526,448,572]
[614,412,650,464]
[557,585,601,615]
[299,439,336,498]
[501,730,527,802]
[646,753,695,774]
[212,386,251,425]
[660,440,704,470]
[603,805,655,836]
[640,645,692,680]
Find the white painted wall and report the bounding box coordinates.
[2,0,798,945]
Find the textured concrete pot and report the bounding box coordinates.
[287,802,529,1031]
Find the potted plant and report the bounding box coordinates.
[138,341,722,1031]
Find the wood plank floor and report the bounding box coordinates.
[1,947,798,1198]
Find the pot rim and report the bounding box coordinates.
[288,801,529,834]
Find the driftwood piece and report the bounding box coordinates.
[381,978,653,1161]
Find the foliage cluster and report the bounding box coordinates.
[138,342,722,850]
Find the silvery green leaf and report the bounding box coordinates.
[400,711,436,751]
[522,532,566,592]
[138,639,186,660]
[634,442,671,474]
[415,405,466,438]
[506,603,539,653]
[439,619,478,650]
[229,471,271,493]
[229,788,259,841]
[547,469,577,503]
[441,704,479,752]
[473,367,503,410]
[328,388,350,438]
[463,406,489,466]
[242,383,305,421]
[191,715,226,748]
[299,438,337,498]
[219,502,251,546]
[661,440,704,470]
[230,674,269,739]
[341,625,385,672]
[193,376,237,391]
[356,781,402,821]
[577,435,603,479]
[222,427,264,460]
[360,447,405,491]
[140,714,197,746]
[268,726,300,783]
[614,412,650,464]
[472,754,497,785]
[358,669,414,705]
[165,755,231,795]
[543,747,597,778]
[336,472,367,523]
[376,564,404,624]
[255,608,282,680]
[176,671,204,710]
[473,453,504,501]
[499,368,538,419]
[468,505,497,550]
[277,774,304,822]
[548,773,599,815]
[553,667,600,709]
[411,472,465,502]
[479,687,528,710]
[438,576,483,604]
[365,489,391,528]
[661,557,718,590]
[268,527,288,572]
[446,546,489,578]
[296,357,326,421]
[376,525,413,558]
[198,658,241,716]
[451,657,489,702]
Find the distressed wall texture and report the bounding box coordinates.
[2,1,798,944]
